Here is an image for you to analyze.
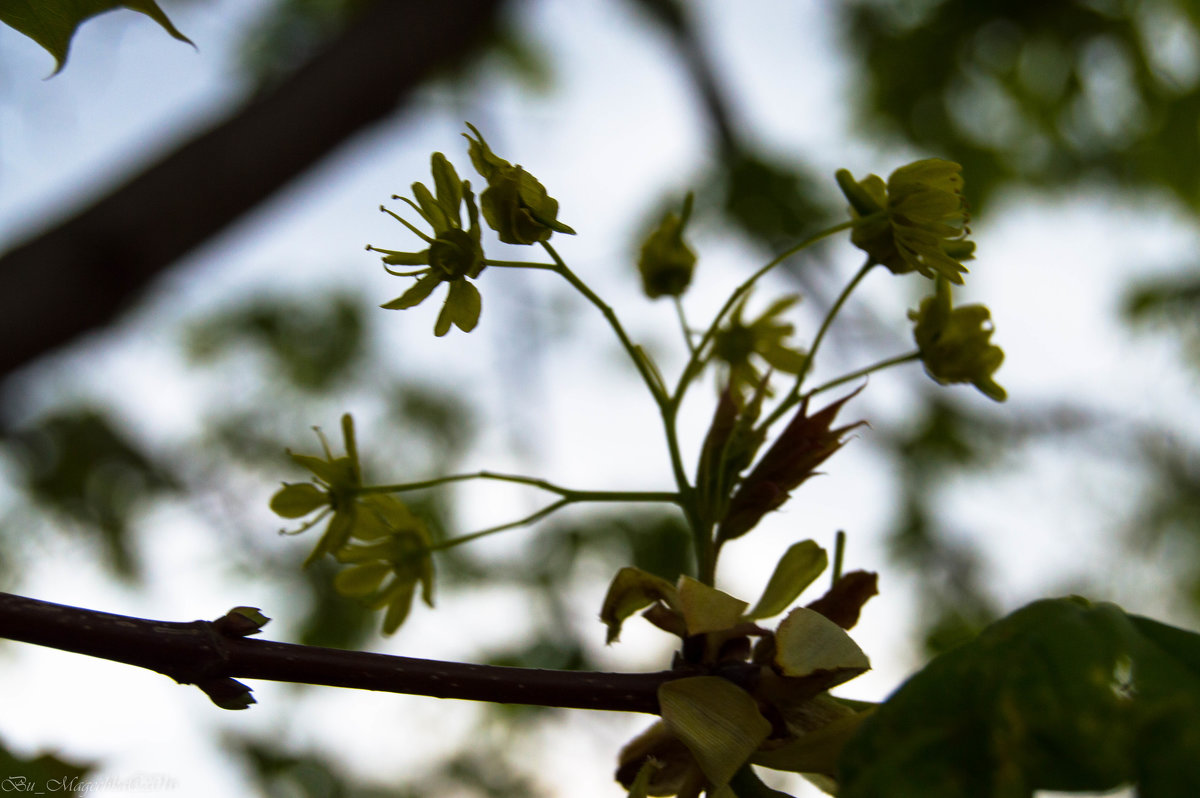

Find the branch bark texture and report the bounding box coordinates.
[0,0,506,385]
[0,592,730,713]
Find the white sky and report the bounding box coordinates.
[0,1,1189,796]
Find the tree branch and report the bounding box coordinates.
[0,592,758,713]
[0,0,507,386]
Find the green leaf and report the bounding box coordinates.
[746,541,828,621]
[839,597,1200,798]
[774,608,869,678]
[599,566,678,644]
[658,676,772,790]
[676,575,749,636]
[0,0,192,74]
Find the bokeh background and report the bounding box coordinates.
[2,0,1200,795]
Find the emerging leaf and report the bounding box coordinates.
[805,571,878,630]
[718,390,865,543]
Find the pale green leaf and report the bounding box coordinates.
[677,576,749,635]
[600,566,678,644]
[659,676,772,789]
[774,608,870,677]
[746,540,828,621]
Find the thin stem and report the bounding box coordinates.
[429,498,572,550]
[537,240,700,575]
[832,530,846,586]
[359,470,678,504]
[759,259,875,433]
[540,241,669,406]
[802,351,920,400]
[671,217,866,409]
[673,295,697,357]
[484,259,558,270]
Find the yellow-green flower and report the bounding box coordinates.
[712,292,806,398]
[463,123,575,245]
[332,494,435,635]
[270,414,363,565]
[370,153,486,336]
[637,193,696,299]
[837,159,974,284]
[271,414,436,634]
[909,278,1006,401]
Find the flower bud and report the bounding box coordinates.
[463,123,575,245]
[637,194,696,299]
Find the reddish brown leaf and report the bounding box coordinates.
[806,570,879,630]
[717,389,865,543]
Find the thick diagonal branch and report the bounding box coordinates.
[0,592,755,713]
[0,0,506,384]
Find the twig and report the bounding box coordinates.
[0,592,756,714]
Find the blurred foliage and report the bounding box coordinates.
[237,0,553,94]
[1129,437,1200,607]
[843,0,1200,210]
[877,398,1004,656]
[237,0,372,87]
[229,735,402,798]
[3,407,180,580]
[186,292,366,394]
[229,733,549,798]
[0,738,93,794]
[1125,271,1200,368]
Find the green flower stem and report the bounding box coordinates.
[670,217,866,409]
[426,480,683,552]
[359,470,678,505]
[665,218,869,584]
[428,498,571,551]
[540,241,670,406]
[484,260,559,270]
[538,241,702,572]
[673,295,698,357]
[801,351,920,400]
[759,259,875,433]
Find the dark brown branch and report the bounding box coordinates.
[0,592,757,713]
[0,0,507,385]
